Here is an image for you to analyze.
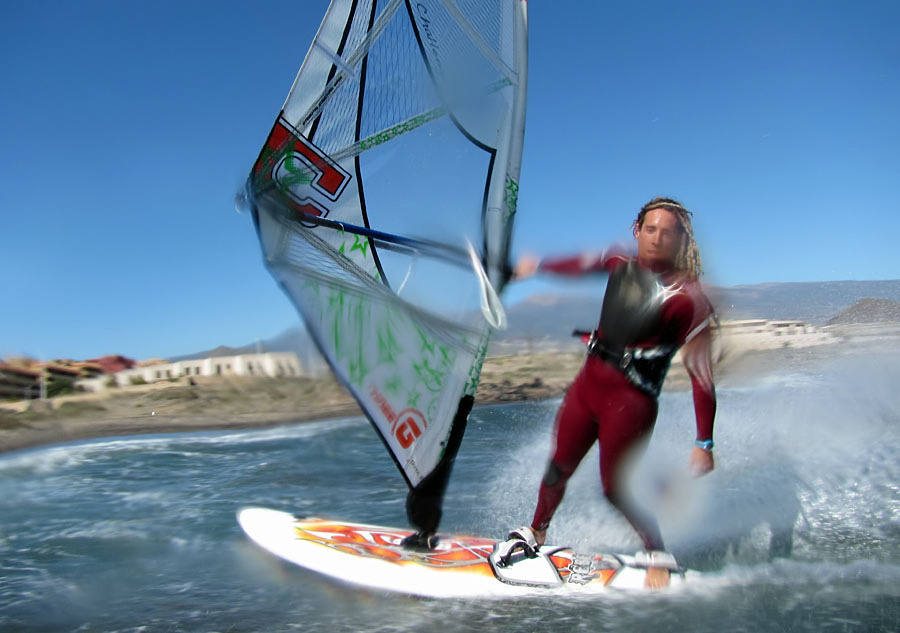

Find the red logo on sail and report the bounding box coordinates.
[393,409,427,449]
[253,117,351,221]
[370,387,427,449]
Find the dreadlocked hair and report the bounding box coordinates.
[631,196,704,279]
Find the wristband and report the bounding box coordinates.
[694,439,714,451]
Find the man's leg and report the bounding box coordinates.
[596,386,670,588]
[530,372,597,540]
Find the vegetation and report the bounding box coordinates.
[0,409,30,430]
[46,381,76,399]
[55,401,108,417]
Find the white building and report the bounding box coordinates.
[713,319,836,352]
[114,352,304,386]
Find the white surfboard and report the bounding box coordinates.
[237,507,688,598]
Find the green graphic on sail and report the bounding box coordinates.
[243,0,527,538]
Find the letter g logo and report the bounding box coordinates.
[393,409,427,449]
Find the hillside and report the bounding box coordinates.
[172,279,900,361]
[826,298,900,325]
[708,279,900,324]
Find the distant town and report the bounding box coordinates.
[0,352,304,404]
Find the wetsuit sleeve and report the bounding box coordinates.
[681,322,716,442]
[669,282,717,442]
[538,251,624,276]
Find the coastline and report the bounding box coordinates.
[2,325,893,456]
[0,361,574,456]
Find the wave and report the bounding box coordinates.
[0,415,367,477]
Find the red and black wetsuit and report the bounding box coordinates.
[530,252,716,551]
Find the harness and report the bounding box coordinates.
[588,261,680,398]
[586,332,676,398]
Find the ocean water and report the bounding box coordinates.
[1,343,898,632]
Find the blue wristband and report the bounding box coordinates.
[695,439,714,451]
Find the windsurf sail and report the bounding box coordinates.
[244,0,527,536]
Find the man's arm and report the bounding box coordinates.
[682,326,716,476]
[514,251,623,280]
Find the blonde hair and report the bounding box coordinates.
[632,197,703,279]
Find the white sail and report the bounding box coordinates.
[246,0,527,532]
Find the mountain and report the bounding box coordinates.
[169,327,326,371]
[708,280,900,324]
[175,279,900,360]
[496,280,900,342]
[497,294,604,341]
[826,298,900,325]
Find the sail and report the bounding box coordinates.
[245,0,527,532]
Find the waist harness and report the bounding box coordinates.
[586,332,676,398]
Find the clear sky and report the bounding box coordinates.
[2,0,898,362]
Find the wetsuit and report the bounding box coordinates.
[530,252,716,551]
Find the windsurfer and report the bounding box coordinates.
[505,197,717,590]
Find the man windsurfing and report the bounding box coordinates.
[502,197,717,590]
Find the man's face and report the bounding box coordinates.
[634,208,682,270]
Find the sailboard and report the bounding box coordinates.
[242,0,528,536]
[238,507,689,598]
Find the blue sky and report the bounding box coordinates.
[2,0,898,361]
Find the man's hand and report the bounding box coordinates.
[513,254,540,280]
[689,446,714,477]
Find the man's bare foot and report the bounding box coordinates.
[532,528,546,547]
[644,566,671,590]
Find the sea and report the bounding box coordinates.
[1,338,898,632]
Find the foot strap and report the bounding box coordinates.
[494,527,539,567]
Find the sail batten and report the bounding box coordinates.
[246,0,527,532]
